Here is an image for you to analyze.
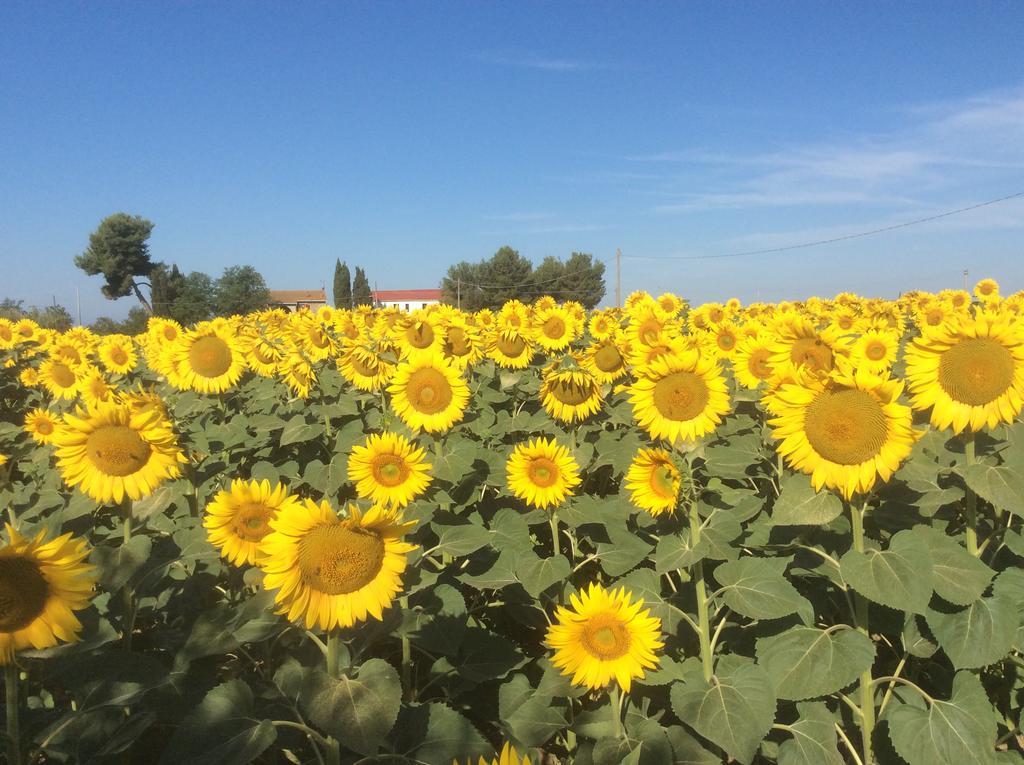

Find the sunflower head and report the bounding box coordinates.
[388,355,470,433]
[506,437,581,510]
[205,479,303,566]
[628,351,731,444]
[624,448,682,516]
[540,358,603,423]
[348,432,433,508]
[546,582,663,692]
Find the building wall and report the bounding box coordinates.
[378,299,440,312]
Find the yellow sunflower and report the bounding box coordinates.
[588,311,619,340]
[98,335,137,374]
[488,329,536,369]
[19,367,40,387]
[454,743,533,765]
[441,317,484,370]
[278,353,317,399]
[204,479,303,566]
[38,357,83,400]
[532,305,577,353]
[394,312,445,358]
[851,329,900,375]
[24,408,59,445]
[974,278,1000,304]
[628,351,731,444]
[78,368,115,408]
[769,365,918,500]
[904,311,1024,433]
[246,338,284,377]
[540,360,603,423]
[732,334,775,390]
[167,323,247,394]
[53,401,185,504]
[546,582,663,692]
[0,525,97,664]
[584,338,629,384]
[348,432,432,508]
[769,317,849,377]
[624,448,681,516]
[338,341,397,392]
[0,319,17,350]
[259,500,417,631]
[388,355,470,433]
[506,437,581,510]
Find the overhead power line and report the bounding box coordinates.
[623,190,1024,262]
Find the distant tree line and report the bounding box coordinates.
[0,299,75,332]
[441,246,605,311]
[332,260,374,308]
[74,213,274,328]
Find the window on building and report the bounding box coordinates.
[421,303,427,309]
[405,303,410,311]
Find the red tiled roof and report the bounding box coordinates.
[373,289,443,302]
[269,289,327,302]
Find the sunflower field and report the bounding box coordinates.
[2,279,1024,765]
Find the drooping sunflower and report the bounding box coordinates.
[904,311,1024,433]
[441,317,484,370]
[0,525,97,664]
[628,351,731,444]
[98,335,137,375]
[246,338,284,377]
[851,329,900,375]
[348,432,432,508]
[453,743,533,765]
[24,407,59,445]
[540,360,603,423]
[488,329,536,369]
[338,341,397,392]
[278,353,317,399]
[78,368,115,408]
[52,401,185,504]
[624,448,681,516]
[768,317,849,377]
[546,582,663,693]
[769,365,918,500]
[394,312,445,358]
[204,479,303,566]
[259,500,417,631]
[506,437,581,510]
[167,323,247,394]
[388,355,470,433]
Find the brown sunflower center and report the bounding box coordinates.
[50,362,77,389]
[445,327,470,357]
[804,389,887,465]
[938,337,1015,406]
[649,464,678,498]
[189,335,233,378]
[543,317,567,340]
[638,318,663,346]
[371,454,411,487]
[581,613,631,659]
[925,309,945,326]
[0,326,13,342]
[748,348,773,379]
[864,340,889,362]
[36,419,54,435]
[231,502,275,542]
[406,322,435,349]
[0,556,50,632]
[790,336,834,373]
[85,424,152,477]
[549,377,596,406]
[406,367,454,414]
[110,347,129,365]
[527,457,560,488]
[496,334,527,358]
[838,316,855,330]
[593,342,624,373]
[163,326,179,341]
[308,327,330,349]
[348,352,381,377]
[651,371,710,422]
[252,344,278,364]
[717,331,736,351]
[297,521,385,595]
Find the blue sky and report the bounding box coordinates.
[2,2,1023,322]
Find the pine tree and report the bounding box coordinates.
[352,267,374,306]
[333,259,352,308]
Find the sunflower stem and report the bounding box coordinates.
[610,684,623,739]
[122,500,136,652]
[964,432,979,556]
[325,632,342,679]
[686,501,714,683]
[399,596,413,702]
[5,663,22,765]
[849,499,875,765]
[548,512,561,558]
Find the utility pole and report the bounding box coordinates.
[963,269,969,291]
[615,248,622,307]
[75,285,81,326]
[456,279,461,310]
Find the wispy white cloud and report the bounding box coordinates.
[632,85,1024,214]
[478,50,616,72]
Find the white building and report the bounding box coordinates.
[373,289,443,312]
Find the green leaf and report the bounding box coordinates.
[771,473,843,526]
[299,659,401,756]
[456,627,523,682]
[92,536,153,593]
[433,522,493,556]
[279,416,322,445]
[839,528,933,614]
[714,557,811,620]
[665,726,719,765]
[703,433,764,480]
[777,702,842,765]
[920,527,994,606]
[670,660,776,764]
[926,594,1018,669]
[516,553,571,598]
[159,680,276,765]
[499,676,567,747]
[961,462,1024,518]
[756,626,874,701]
[392,702,491,763]
[701,508,742,561]
[887,671,998,765]
[654,530,705,573]
[597,525,653,577]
